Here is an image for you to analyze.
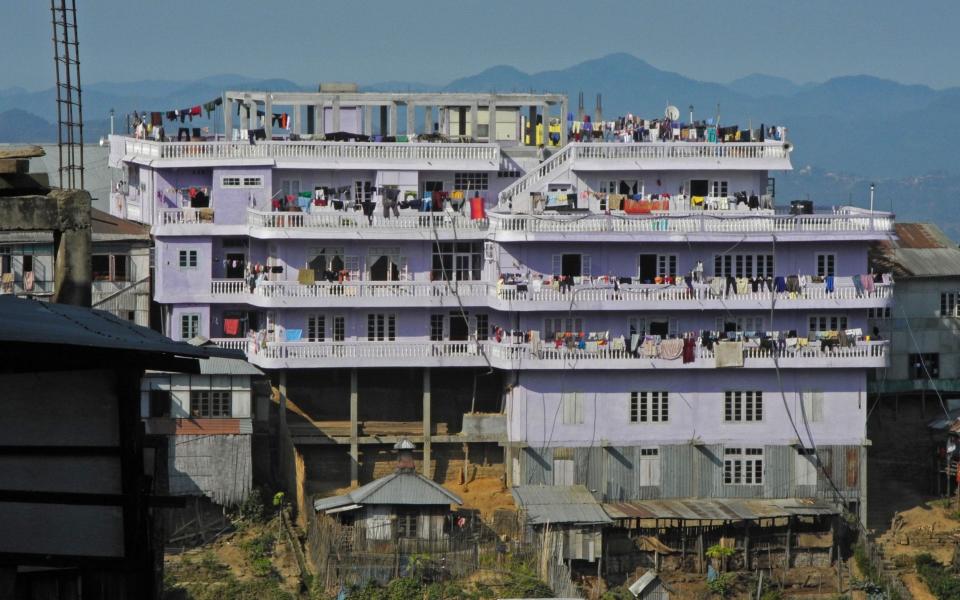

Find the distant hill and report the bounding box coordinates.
[0,109,57,142]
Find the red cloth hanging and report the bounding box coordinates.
[223,318,240,336]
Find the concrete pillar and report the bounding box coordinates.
[439,107,447,136]
[388,103,398,136]
[470,103,478,140]
[292,104,301,135]
[350,368,359,486]
[527,106,538,146]
[49,189,92,307]
[363,105,373,136]
[263,94,273,139]
[406,103,415,135]
[560,98,569,146]
[424,105,432,134]
[487,101,496,142]
[423,368,431,477]
[379,106,388,136]
[239,101,250,131]
[278,370,288,430]
[860,445,868,528]
[541,104,549,145]
[223,94,233,140]
[332,96,341,133]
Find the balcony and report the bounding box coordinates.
[570,141,793,171]
[108,135,500,170]
[247,209,489,239]
[490,208,893,240]
[208,338,888,370]
[207,279,491,307]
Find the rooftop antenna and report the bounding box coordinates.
[50,0,84,190]
[870,183,875,213]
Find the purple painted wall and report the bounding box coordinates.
[508,369,866,446]
[155,237,213,304]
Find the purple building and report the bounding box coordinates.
[108,90,893,525]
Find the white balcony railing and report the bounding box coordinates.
[160,207,215,225]
[247,209,488,231]
[490,211,894,234]
[208,279,490,300]
[496,283,893,304]
[117,137,499,163]
[259,340,485,361]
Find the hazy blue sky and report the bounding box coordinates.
[4,0,958,90]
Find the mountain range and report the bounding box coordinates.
[1,53,957,236]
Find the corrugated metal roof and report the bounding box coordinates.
[314,470,462,512]
[0,296,241,360]
[628,571,659,596]
[870,223,960,277]
[602,498,839,521]
[90,208,151,239]
[511,485,612,525]
[196,356,264,376]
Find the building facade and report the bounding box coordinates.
[108,90,894,523]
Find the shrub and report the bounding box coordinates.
[707,572,737,597]
[916,553,960,600]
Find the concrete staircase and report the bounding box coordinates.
[497,143,575,209]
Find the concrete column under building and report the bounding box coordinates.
[263,95,273,139]
[424,105,432,134]
[292,104,301,135]
[332,96,341,133]
[350,368,359,485]
[423,368,431,477]
[239,101,250,131]
[439,107,447,137]
[223,94,233,139]
[379,106,388,136]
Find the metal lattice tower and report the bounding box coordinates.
[50,0,84,190]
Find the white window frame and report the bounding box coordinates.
[631,391,669,423]
[648,254,678,278]
[180,313,200,339]
[723,447,764,485]
[307,313,326,342]
[178,249,198,269]
[801,390,824,422]
[332,315,346,342]
[710,180,729,198]
[221,176,263,189]
[816,253,836,278]
[638,448,661,486]
[941,292,959,318]
[601,179,642,196]
[190,389,231,418]
[714,254,774,278]
[545,317,583,340]
[453,172,489,191]
[366,313,396,341]
[716,316,765,333]
[551,254,591,278]
[561,392,584,425]
[808,315,848,332]
[724,391,763,422]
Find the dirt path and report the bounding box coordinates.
[902,572,937,600]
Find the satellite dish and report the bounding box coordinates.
[664,105,680,121]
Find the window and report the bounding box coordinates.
[453,172,489,191]
[657,255,678,278]
[941,293,959,317]
[178,249,198,269]
[553,452,575,485]
[307,314,326,342]
[430,315,445,341]
[723,447,763,485]
[724,391,763,422]
[809,315,848,332]
[354,181,374,203]
[395,510,418,538]
[180,313,200,339]
[795,448,818,486]
[93,255,129,282]
[431,242,482,281]
[221,176,263,188]
[710,180,729,197]
[545,317,583,340]
[816,254,836,278]
[638,448,660,486]
[476,314,489,341]
[333,316,346,342]
[114,255,128,281]
[801,390,823,422]
[551,254,591,278]
[716,316,765,333]
[868,307,891,319]
[190,390,231,418]
[909,353,940,379]
[498,167,520,178]
[630,391,669,423]
[280,179,301,198]
[714,254,774,278]
[367,314,396,341]
[22,255,33,272]
[149,390,171,418]
[561,393,583,425]
[602,179,641,196]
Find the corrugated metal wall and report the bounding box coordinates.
[517,443,863,502]
[168,434,253,506]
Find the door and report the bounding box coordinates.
[449,312,469,341]
[369,255,400,281]
[225,253,246,279]
[690,179,709,197]
[561,254,582,278]
[638,254,657,283]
